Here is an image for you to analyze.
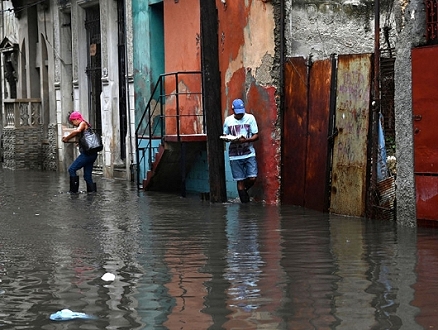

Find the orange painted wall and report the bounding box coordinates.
[164,0,201,73]
[216,0,280,204]
[163,0,203,135]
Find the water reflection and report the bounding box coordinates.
[1,169,438,329]
[413,227,438,329]
[223,205,283,329]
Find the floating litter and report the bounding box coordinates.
[101,272,116,281]
[50,309,96,321]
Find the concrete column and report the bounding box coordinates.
[394,0,425,227]
[100,0,121,178]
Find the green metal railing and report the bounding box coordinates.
[135,71,205,188]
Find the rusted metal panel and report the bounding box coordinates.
[416,176,438,221]
[375,176,396,220]
[304,59,332,212]
[412,46,438,221]
[282,57,308,206]
[330,54,372,217]
[412,46,438,173]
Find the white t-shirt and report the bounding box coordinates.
[223,113,258,160]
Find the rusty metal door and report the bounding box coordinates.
[305,59,333,211]
[282,57,308,206]
[330,54,372,217]
[412,46,438,222]
[282,57,332,211]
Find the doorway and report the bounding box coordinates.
[85,5,102,134]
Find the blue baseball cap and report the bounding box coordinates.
[232,99,245,114]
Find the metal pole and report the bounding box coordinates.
[370,0,381,218]
[200,0,227,202]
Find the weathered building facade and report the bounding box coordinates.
[283,0,399,217]
[133,0,281,204]
[53,0,136,180]
[0,0,436,225]
[0,0,56,170]
[0,0,136,183]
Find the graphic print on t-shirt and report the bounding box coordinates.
[229,124,251,157]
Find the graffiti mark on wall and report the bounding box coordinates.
[334,55,371,164]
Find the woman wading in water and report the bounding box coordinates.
[62,112,98,193]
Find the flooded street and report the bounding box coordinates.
[1,168,438,329]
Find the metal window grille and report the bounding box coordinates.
[426,0,438,43]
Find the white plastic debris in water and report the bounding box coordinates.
[101,272,116,282]
[50,309,96,321]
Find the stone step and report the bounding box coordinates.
[113,165,127,180]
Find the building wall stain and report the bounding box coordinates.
[218,0,280,204]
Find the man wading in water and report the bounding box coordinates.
[222,98,259,203]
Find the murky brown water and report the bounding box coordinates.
[1,168,438,329]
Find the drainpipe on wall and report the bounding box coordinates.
[369,0,381,218]
[200,0,227,202]
[1,1,3,39]
[122,0,135,181]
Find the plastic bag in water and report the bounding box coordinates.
[50,309,96,321]
[101,272,116,281]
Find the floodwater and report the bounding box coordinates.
[1,169,438,329]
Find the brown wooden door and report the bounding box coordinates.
[412,46,438,222]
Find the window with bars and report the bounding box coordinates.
[426,0,438,43]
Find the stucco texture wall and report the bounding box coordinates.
[217,0,281,204]
[394,0,425,227]
[285,0,394,59]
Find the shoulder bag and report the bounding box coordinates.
[80,128,103,154]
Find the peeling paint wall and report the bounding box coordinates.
[217,0,281,204]
[159,0,281,204]
[133,1,153,129]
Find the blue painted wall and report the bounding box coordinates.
[132,0,164,129]
[133,0,237,200]
[137,138,162,183]
[185,149,238,200]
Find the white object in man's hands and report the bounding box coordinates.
[220,135,241,142]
